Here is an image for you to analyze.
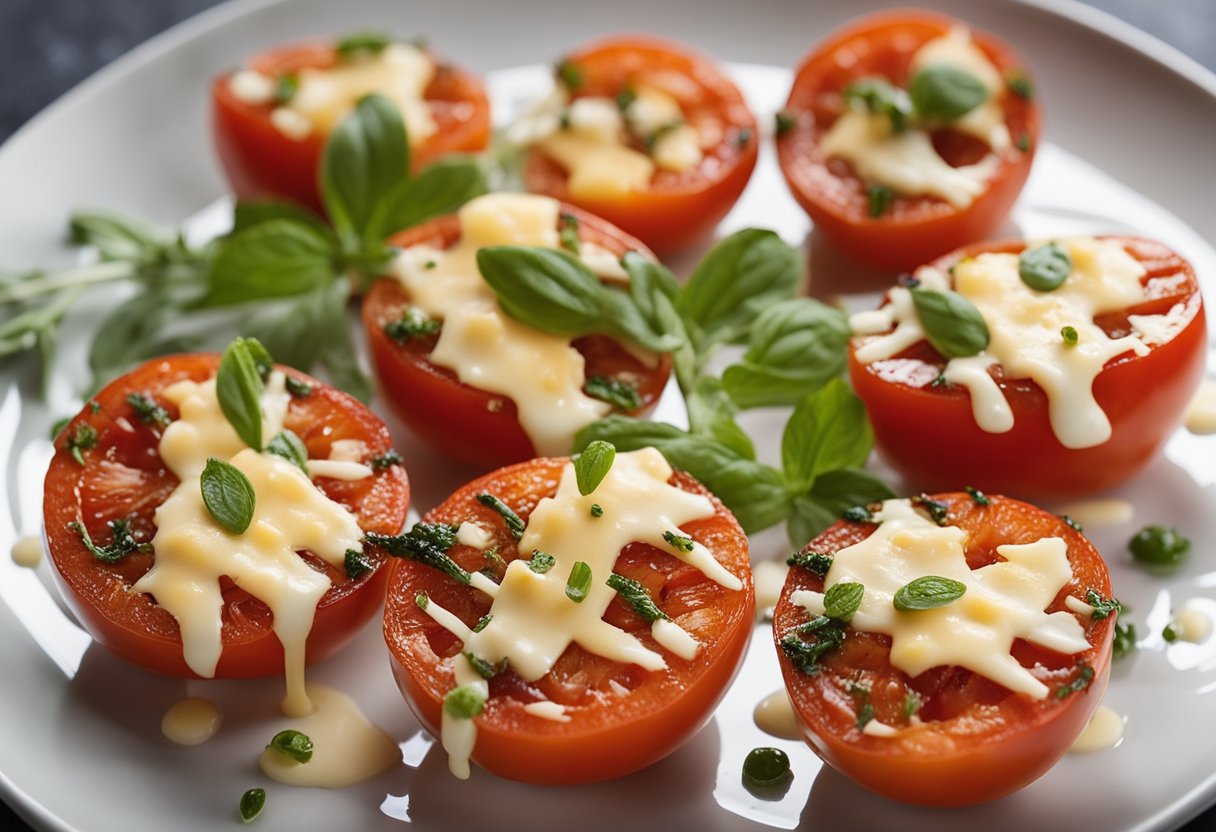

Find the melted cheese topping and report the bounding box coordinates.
[1069,705,1124,753]
[791,499,1089,699]
[753,689,801,740]
[821,28,1007,208]
[1185,379,1216,434]
[258,43,436,144]
[11,535,41,568]
[136,374,365,716]
[851,237,1162,449]
[388,193,616,455]
[425,447,744,777]
[539,131,655,198]
[161,697,222,746]
[1053,498,1134,529]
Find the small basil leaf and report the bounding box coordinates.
[574,440,616,495]
[207,219,336,307]
[686,377,755,460]
[201,458,256,534]
[787,495,837,550]
[1018,242,1072,292]
[722,298,850,409]
[321,94,409,249]
[266,429,309,473]
[335,31,392,59]
[238,788,266,823]
[216,337,268,450]
[908,65,989,121]
[893,575,967,611]
[909,287,990,358]
[267,729,313,763]
[781,380,874,494]
[842,76,911,132]
[366,156,487,241]
[622,252,694,386]
[565,561,593,603]
[824,582,864,621]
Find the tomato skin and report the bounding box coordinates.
[362,205,672,470]
[522,36,758,254]
[850,236,1207,500]
[211,42,491,215]
[43,354,409,678]
[776,11,1040,272]
[774,493,1114,806]
[382,456,754,784]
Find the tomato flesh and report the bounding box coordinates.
[382,457,754,784]
[850,236,1207,500]
[774,493,1115,806]
[362,205,672,470]
[211,42,490,214]
[523,36,758,254]
[776,11,1040,272]
[43,354,410,678]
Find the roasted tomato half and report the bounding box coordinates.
[43,353,409,678]
[522,36,758,253]
[775,493,1115,806]
[212,37,490,214]
[777,11,1039,271]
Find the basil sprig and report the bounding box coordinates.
[217,337,269,450]
[824,582,864,621]
[910,288,990,358]
[1019,242,1072,292]
[893,575,967,611]
[908,65,989,121]
[201,458,257,535]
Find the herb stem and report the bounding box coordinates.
[0,260,135,304]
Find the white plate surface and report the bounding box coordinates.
[1,1,1215,831]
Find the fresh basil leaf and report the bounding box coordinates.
[909,287,989,358]
[321,94,410,248]
[842,76,911,133]
[87,292,187,390]
[231,199,330,237]
[1018,242,1072,292]
[476,246,682,353]
[366,156,487,241]
[676,229,801,352]
[266,729,313,763]
[335,31,392,59]
[69,212,165,262]
[216,337,268,450]
[824,582,864,621]
[685,377,755,460]
[311,277,373,402]
[584,376,641,411]
[266,429,309,473]
[207,219,336,307]
[780,380,874,494]
[622,252,693,387]
[200,457,256,534]
[893,575,967,611]
[787,467,895,546]
[574,440,616,495]
[787,495,838,549]
[908,65,989,121]
[574,417,791,534]
[722,298,850,409]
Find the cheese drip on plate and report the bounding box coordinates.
[389,192,645,456]
[230,42,437,144]
[851,236,1169,449]
[819,27,1008,208]
[790,498,1090,703]
[136,372,369,717]
[423,447,744,778]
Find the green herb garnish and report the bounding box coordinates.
[742,746,791,788]
[1129,525,1190,570]
[606,573,668,623]
[574,440,616,496]
[590,503,604,518]
[384,307,441,342]
[556,59,583,90]
[1055,664,1095,699]
[615,86,637,112]
[275,73,299,105]
[528,550,556,574]
[216,337,268,451]
[238,788,266,823]
[1084,589,1122,620]
[463,651,504,680]
[824,582,864,621]
[558,212,581,255]
[265,429,309,473]
[787,551,833,579]
[127,392,171,427]
[284,375,312,398]
[267,730,313,764]
[344,548,374,580]
[365,524,470,585]
[65,422,98,465]
[842,506,872,524]
[1006,69,1034,100]
[775,109,797,136]
[1019,242,1072,292]
[472,614,492,633]
[893,575,966,611]
[1113,620,1136,659]
[1015,132,1032,152]
[444,685,486,719]
[663,530,695,553]
[912,494,950,526]
[476,493,525,540]
[200,457,256,534]
[780,615,846,674]
[371,449,403,470]
[866,184,894,218]
[565,561,592,603]
[964,486,990,506]
[335,31,392,60]
[1163,623,1179,643]
[585,375,642,411]
[908,65,989,121]
[843,76,911,133]
[910,288,990,358]
[902,691,922,719]
[1061,515,1084,533]
[69,517,147,563]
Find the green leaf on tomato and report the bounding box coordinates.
[909,287,990,358]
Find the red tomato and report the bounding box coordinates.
[381,456,754,784]
[523,36,758,253]
[362,205,672,469]
[777,11,1040,272]
[850,236,1207,499]
[774,493,1115,806]
[211,41,490,214]
[43,354,409,678]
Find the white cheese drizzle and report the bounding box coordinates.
[1185,379,1216,435]
[850,237,1166,449]
[11,535,41,568]
[161,697,222,746]
[753,689,801,741]
[1069,705,1124,753]
[791,499,1089,700]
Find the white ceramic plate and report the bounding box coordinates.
[2,1,1215,830]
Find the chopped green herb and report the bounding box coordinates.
[964,486,990,506]
[558,213,581,255]
[590,503,604,518]
[574,440,615,496]
[663,530,695,553]
[1129,525,1190,570]
[775,109,798,136]
[69,517,147,564]
[365,524,470,585]
[1084,589,1122,620]
[65,422,97,465]
[824,582,864,622]
[284,376,312,398]
[88,400,101,413]
[855,701,875,730]
[126,392,171,427]
[1015,132,1032,152]
[444,685,486,719]
[913,494,949,526]
[780,615,846,675]
[483,547,505,571]
[1163,623,1179,643]
[787,551,833,579]
[384,307,441,342]
[606,572,669,623]
[371,449,403,470]
[50,416,71,441]
[472,613,492,633]
[930,374,949,388]
[843,76,910,133]
[1061,514,1084,533]
[565,561,592,603]
[742,746,791,788]
[267,729,313,764]
[335,31,392,59]
[902,691,922,719]
[1054,664,1095,699]
[463,651,504,679]
[415,592,429,610]
[559,109,571,130]
[275,73,299,104]
[344,548,374,580]
[1006,69,1034,100]
[476,493,526,540]
[556,59,583,90]
[1112,620,1136,659]
[908,65,989,121]
[735,127,752,147]
[265,429,309,473]
[200,457,256,534]
[1019,242,1072,292]
[866,184,894,218]
[239,788,266,823]
[585,375,642,411]
[893,575,966,611]
[615,86,637,112]
[842,506,872,523]
[528,550,557,573]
